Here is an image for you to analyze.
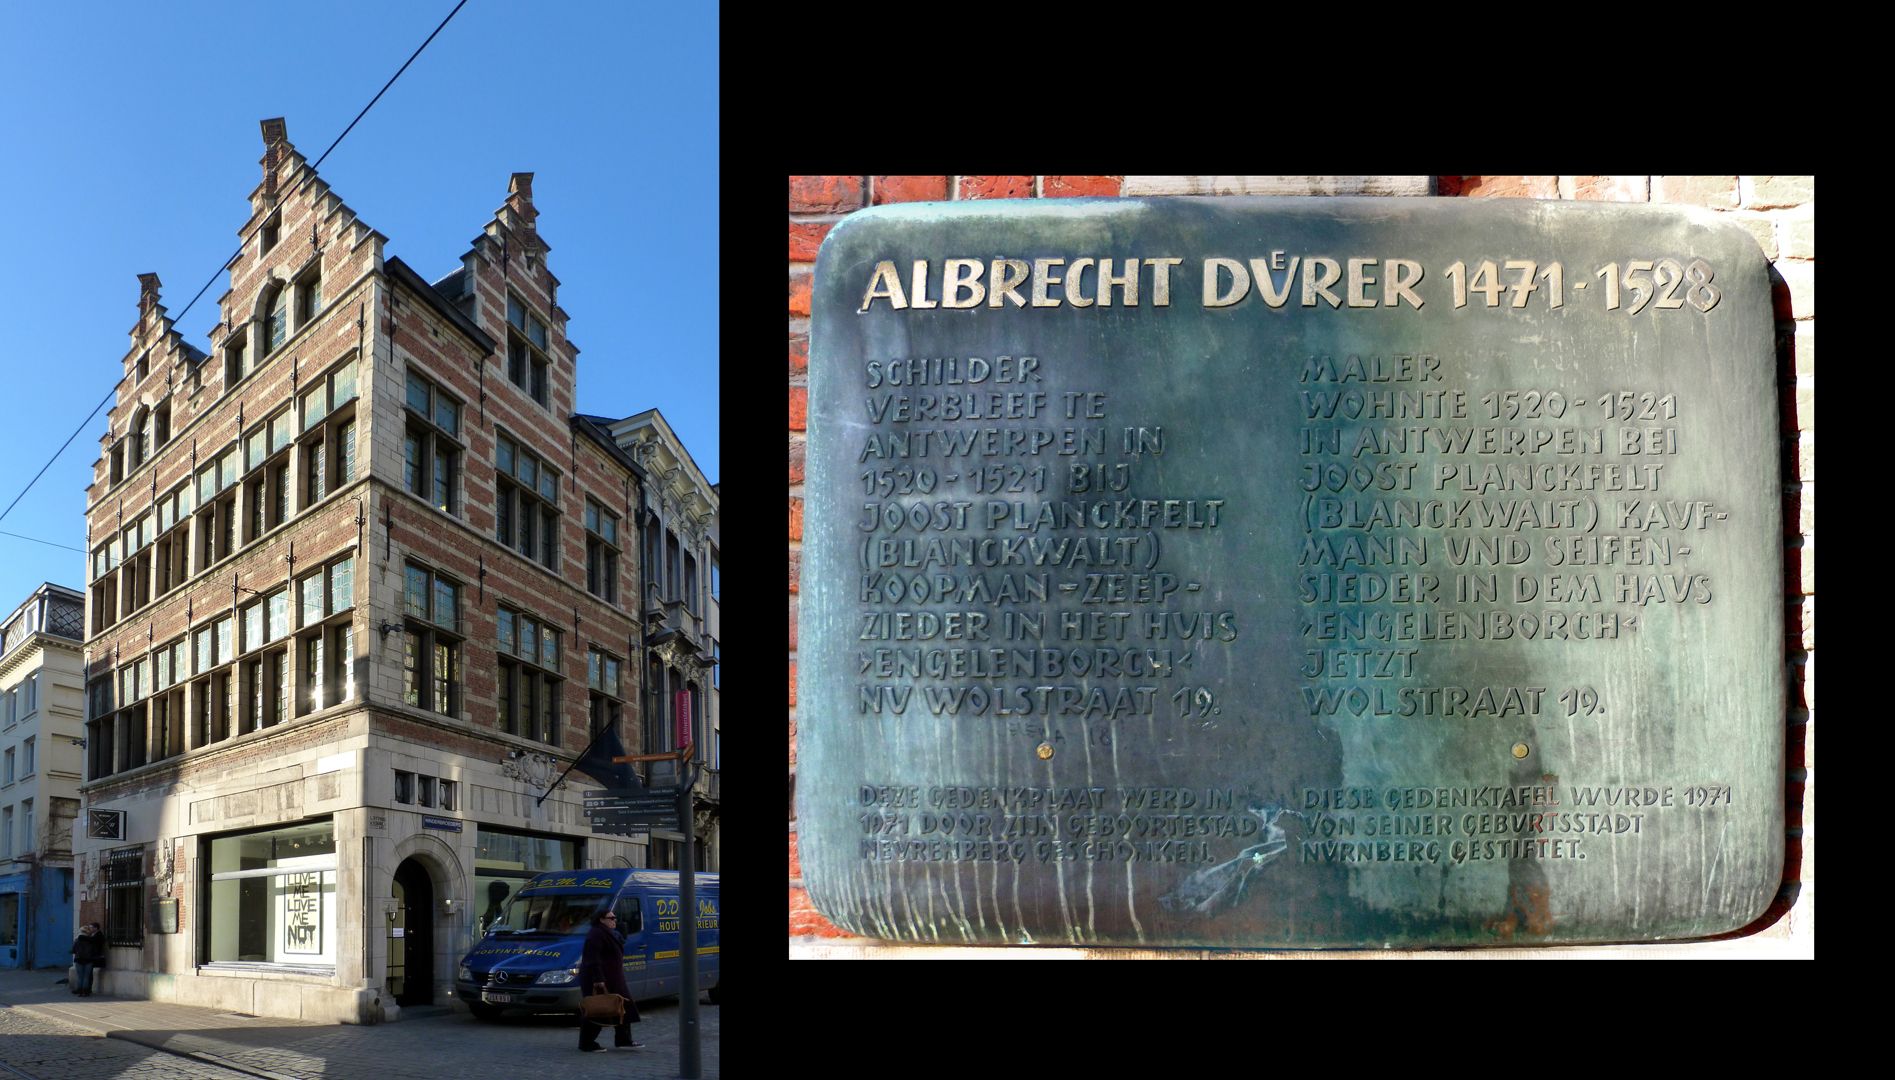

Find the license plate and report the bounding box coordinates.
[481,991,519,1004]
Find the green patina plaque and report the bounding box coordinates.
[797,198,1783,947]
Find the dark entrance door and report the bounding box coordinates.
[391,859,434,1006]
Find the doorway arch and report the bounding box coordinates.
[390,858,435,1006]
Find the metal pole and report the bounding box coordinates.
[678,758,700,1078]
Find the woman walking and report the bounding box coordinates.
[576,908,642,1052]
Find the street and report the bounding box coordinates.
[0,969,717,1080]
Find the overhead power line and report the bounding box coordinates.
[0,530,87,555]
[0,0,470,537]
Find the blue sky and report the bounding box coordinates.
[0,0,718,616]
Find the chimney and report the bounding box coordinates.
[137,273,162,321]
[507,172,539,229]
[261,118,289,199]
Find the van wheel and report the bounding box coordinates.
[707,984,720,1005]
[469,1003,503,1021]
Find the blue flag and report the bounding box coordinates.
[574,720,641,792]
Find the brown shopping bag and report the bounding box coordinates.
[582,982,625,1025]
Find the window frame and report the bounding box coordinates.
[586,645,624,740]
[296,554,357,715]
[497,604,562,746]
[403,371,463,517]
[505,294,553,408]
[105,846,145,946]
[402,563,463,718]
[584,498,620,604]
[494,433,559,569]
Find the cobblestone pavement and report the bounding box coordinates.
[0,1006,255,1080]
[0,970,718,1080]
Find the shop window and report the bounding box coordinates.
[475,826,580,938]
[202,819,337,967]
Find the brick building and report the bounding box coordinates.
[76,119,667,1021]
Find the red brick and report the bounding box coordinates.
[790,595,798,651]
[1454,176,1559,199]
[1804,651,1815,712]
[789,332,807,374]
[789,175,863,213]
[1043,175,1122,197]
[789,496,802,541]
[1785,539,1810,596]
[789,886,849,938]
[789,659,797,709]
[790,386,807,432]
[789,710,798,769]
[1786,595,1812,652]
[789,272,811,317]
[960,175,1032,200]
[1654,176,1738,208]
[788,547,800,593]
[788,828,802,881]
[1773,261,1814,320]
[1783,484,1807,539]
[1436,176,1468,196]
[873,176,949,204]
[789,220,832,262]
[789,438,805,484]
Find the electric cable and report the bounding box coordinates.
[0,0,470,552]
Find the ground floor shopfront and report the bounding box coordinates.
[0,863,73,969]
[72,708,646,1023]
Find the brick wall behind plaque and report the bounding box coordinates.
[787,176,1815,952]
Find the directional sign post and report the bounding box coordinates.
[613,747,700,1079]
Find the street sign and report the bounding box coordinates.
[585,798,678,813]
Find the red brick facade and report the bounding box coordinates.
[77,120,659,993]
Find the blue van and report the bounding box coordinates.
[456,869,719,1019]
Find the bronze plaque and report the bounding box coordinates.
[797,198,1783,946]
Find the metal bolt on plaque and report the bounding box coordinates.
[797,198,1784,947]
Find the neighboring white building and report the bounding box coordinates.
[606,410,719,871]
[0,584,86,968]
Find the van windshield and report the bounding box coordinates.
[490,893,603,936]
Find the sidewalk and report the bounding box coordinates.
[0,968,718,1079]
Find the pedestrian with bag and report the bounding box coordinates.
[71,923,104,997]
[576,907,641,1053]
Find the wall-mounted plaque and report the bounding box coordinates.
[798,198,1784,947]
[149,898,179,935]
